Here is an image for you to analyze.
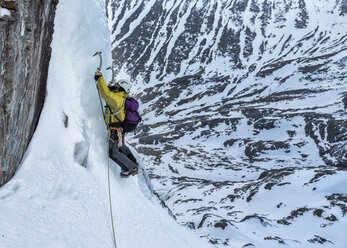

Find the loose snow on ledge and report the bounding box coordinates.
[0,0,212,247]
[0,7,11,18]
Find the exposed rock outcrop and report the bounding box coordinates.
[0,0,59,186]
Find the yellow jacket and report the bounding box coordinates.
[96,76,129,125]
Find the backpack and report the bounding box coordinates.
[122,97,141,133]
[107,97,141,133]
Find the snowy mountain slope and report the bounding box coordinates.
[0,1,212,248]
[106,0,347,247]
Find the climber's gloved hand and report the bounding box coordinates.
[94,71,102,81]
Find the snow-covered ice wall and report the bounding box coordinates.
[0,0,212,247]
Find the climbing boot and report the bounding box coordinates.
[120,166,138,178]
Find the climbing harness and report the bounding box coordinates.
[93,51,117,248]
[109,127,123,148]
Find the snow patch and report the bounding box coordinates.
[0,7,11,18]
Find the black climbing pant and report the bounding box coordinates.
[109,130,138,172]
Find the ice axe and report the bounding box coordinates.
[93,51,103,71]
[92,51,106,126]
[106,63,115,84]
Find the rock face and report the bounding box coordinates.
[106,0,346,246]
[0,0,59,186]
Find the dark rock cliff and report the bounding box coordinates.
[0,0,59,186]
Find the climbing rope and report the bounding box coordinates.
[93,52,117,247]
[107,131,117,248]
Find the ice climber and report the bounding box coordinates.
[94,71,139,178]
